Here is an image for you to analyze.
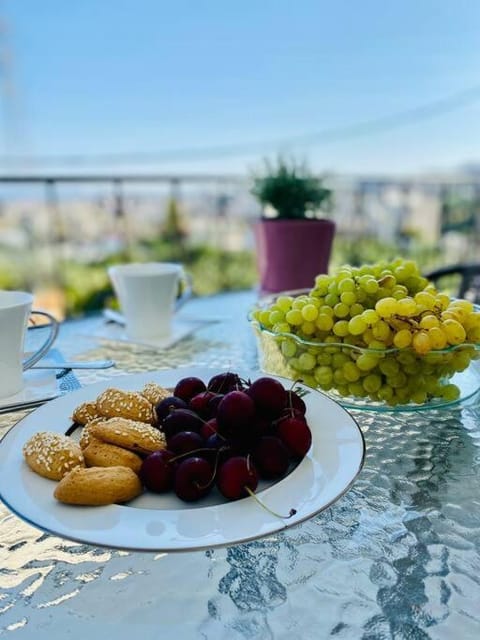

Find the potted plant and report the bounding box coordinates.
[251,157,335,293]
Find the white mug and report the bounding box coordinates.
[0,291,59,399]
[108,262,191,340]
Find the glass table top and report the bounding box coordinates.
[1,290,479,639]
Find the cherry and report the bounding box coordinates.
[217,456,259,500]
[155,396,188,423]
[207,393,224,416]
[174,457,213,501]
[252,436,290,479]
[174,376,206,402]
[286,389,306,415]
[189,391,217,418]
[216,390,256,434]
[140,449,176,493]
[167,431,205,456]
[277,416,312,458]
[208,371,243,394]
[162,408,204,438]
[247,377,287,418]
[200,418,218,439]
[279,407,307,422]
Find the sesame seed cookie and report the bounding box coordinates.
[23,432,85,481]
[140,382,171,406]
[89,417,166,455]
[54,466,143,506]
[83,440,143,474]
[71,401,101,426]
[96,388,154,424]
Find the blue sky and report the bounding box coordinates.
[3,0,480,174]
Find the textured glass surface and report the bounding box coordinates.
[1,290,479,639]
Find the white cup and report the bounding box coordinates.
[108,262,192,341]
[0,291,59,399]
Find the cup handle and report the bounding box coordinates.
[175,271,193,311]
[23,311,60,371]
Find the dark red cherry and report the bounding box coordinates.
[174,457,213,502]
[174,377,206,402]
[217,456,259,500]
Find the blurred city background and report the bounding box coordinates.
[0,1,479,318]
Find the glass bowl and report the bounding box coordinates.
[249,291,480,412]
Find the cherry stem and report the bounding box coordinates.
[244,486,297,520]
[169,447,211,463]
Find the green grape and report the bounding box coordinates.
[388,371,408,388]
[343,361,361,382]
[259,310,271,326]
[419,314,440,329]
[350,303,364,317]
[316,352,331,365]
[314,365,333,385]
[348,381,366,397]
[292,296,308,310]
[272,322,292,334]
[450,349,471,371]
[378,357,400,376]
[392,284,409,300]
[333,320,349,337]
[300,321,316,336]
[412,330,432,355]
[375,297,398,317]
[324,293,339,307]
[414,291,436,310]
[440,383,460,401]
[319,305,334,317]
[364,279,379,294]
[363,373,382,393]
[393,328,412,348]
[428,326,447,349]
[285,309,303,326]
[298,352,316,371]
[338,278,355,293]
[315,314,334,332]
[281,339,296,358]
[269,309,285,324]
[348,316,367,335]
[356,353,379,371]
[327,281,339,294]
[410,389,427,404]
[377,385,394,402]
[442,319,466,345]
[361,309,379,325]
[301,304,318,322]
[340,291,357,306]
[333,302,350,318]
[372,320,392,342]
[333,369,347,385]
[395,297,417,317]
[276,296,294,312]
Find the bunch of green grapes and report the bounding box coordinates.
[252,258,480,406]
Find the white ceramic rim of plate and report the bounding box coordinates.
[0,367,366,552]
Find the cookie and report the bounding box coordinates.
[23,432,85,481]
[96,388,154,424]
[78,418,106,450]
[71,401,101,426]
[54,466,142,506]
[141,382,171,406]
[89,418,166,455]
[83,440,143,474]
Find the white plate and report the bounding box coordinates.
[0,368,365,552]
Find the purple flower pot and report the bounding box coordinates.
[254,219,336,293]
